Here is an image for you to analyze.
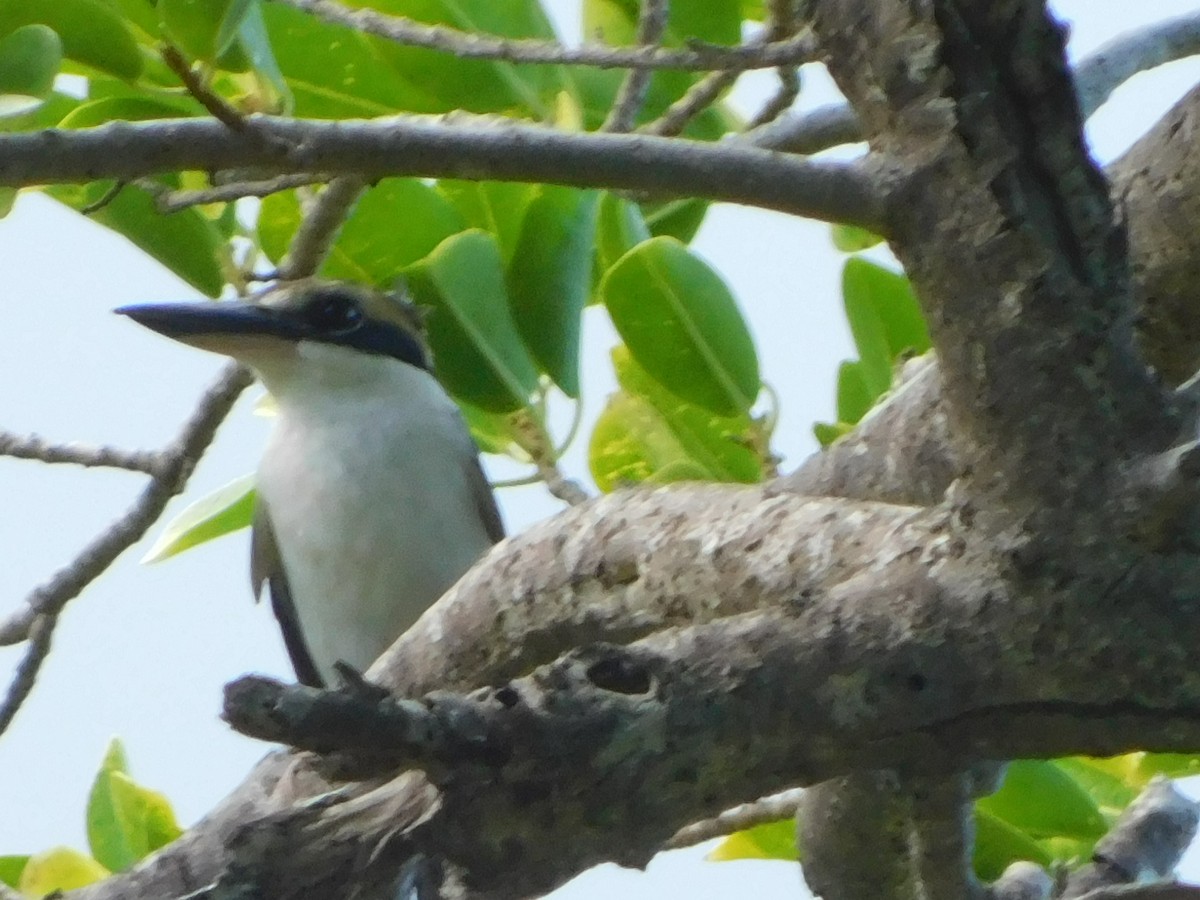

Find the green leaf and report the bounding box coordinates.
[20,847,109,894]
[438,180,537,265]
[0,856,28,888]
[0,24,61,116]
[260,180,465,280]
[835,360,873,425]
[214,0,254,57]
[613,345,762,484]
[459,402,519,457]
[143,474,256,563]
[364,0,565,120]
[405,229,539,411]
[844,259,926,367]
[0,0,142,80]
[831,224,884,252]
[709,819,797,862]
[972,808,1053,881]
[324,179,465,285]
[0,186,15,217]
[160,0,250,68]
[1051,757,1137,817]
[642,197,709,245]
[507,186,599,397]
[595,192,651,278]
[57,95,198,129]
[602,236,759,415]
[46,182,226,296]
[813,421,853,447]
[234,0,291,110]
[87,739,183,872]
[842,263,894,399]
[257,189,300,263]
[976,760,1106,842]
[261,3,440,118]
[588,392,695,492]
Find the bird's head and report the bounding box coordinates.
[116,280,431,395]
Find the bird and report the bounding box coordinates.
[117,280,504,688]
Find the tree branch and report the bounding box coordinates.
[746,10,1200,155]
[601,0,669,133]
[0,431,160,475]
[265,0,818,72]
[0,115,887,233]
[276,176,367,280]
[1075,11,1200,119]
[0,363,252,735]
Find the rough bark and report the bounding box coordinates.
[34,1,1200,899]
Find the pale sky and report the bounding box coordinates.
[1,2,1199,896]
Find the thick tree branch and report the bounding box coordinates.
[0,116,886,233]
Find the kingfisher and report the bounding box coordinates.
[118,280,503,687]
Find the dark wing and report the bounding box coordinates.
[251,497,324,688]
[460,434,505,545]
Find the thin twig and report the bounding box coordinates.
[154,173,334,212]
[267,0,818,72]
[601,0,669,133]
[747,67,801,130]
[161,44,250,133]
[640,69,740,137]
[0,431,161,474]
[277,176,367,279]
[0,614,57,740]
[748,0,802,130]
[0,363,253,736]
[79,180,126,215]
[664,788,804,850]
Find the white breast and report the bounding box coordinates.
[255,342,497,684]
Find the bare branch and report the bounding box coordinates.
[663,788,803,850]
[265,0,818,72]
[161,44,251,133]
[601,0,669,133]
[0,116,888,234]
[746,11,1200,156]
[277,176,367,280]
[746,102,862,154]
[746,67,801,130]
[0,613,56,736]
[152,173,333,212]
[1076,10,1200,119]
[641,69,740,137]
[0,363,253,735]
[0,431,160,474]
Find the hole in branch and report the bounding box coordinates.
[586,655,652,695]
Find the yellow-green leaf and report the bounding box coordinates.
[19,847,109,895]
[709,819,797,862]
[143,474,256,563]
[87,738,183,871]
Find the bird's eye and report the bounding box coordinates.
[304,292,364,335]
